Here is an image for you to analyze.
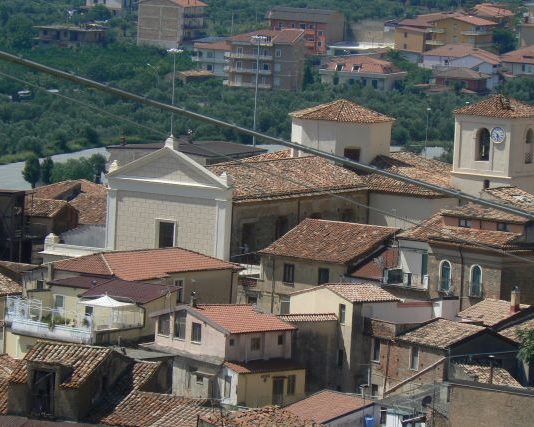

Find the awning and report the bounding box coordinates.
[79,295,133,308]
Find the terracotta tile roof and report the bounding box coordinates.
[399,214,527,251]
[285,389,373,424]
[208,155,366,202]
[53,247,241,281]
[434,67,490,80]
[232,29,305,45]
[30,179,105,200]
[455,95,534,118]
[300,283,401,303]
[25,198,71,218]
[81,279,177,304]
[69,193,107,225]
[194,304,296,334]
[10,341,112,389]
[448,13,497,26]
[499,317,534,343]
[473,3,514,19]
[425,44,501,65]
[278,313,338,322]
[0,273,22,296]
[49,275,112,289]
[502,45,534,65]
[367,152,453,197]
[324,56,404,75]
[441,202,527,224]
[0,260,39,274]
[290,99,394,124]
[400,12,497,27]
[484,186,534,212]
[224,358,303,374]
[454,362,523,388]
[194,40,230,51]
[457,299,531,327]
[241,149,291,162]
[260,219,398,264]
[0,354,19,416]
[397,318,486,349]
[100,391,214,427]
[201,406,322,427]
[351,247,399,281]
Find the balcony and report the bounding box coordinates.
[426,28,445,34]
[384,269,428,290]
[225,66,272,75]
[225,52,273,61]
[425,39,445,46]
[224,80,272,89]
[5,296,143,345]
[183,13,207,19]
[461,30,490,36]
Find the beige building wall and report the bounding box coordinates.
[395,28,425,52]
[291,118,392,165]
[4,330,38,359]
[137,0,185,48]
[163,269,238,304]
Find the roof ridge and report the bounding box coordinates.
[100,253,115,276]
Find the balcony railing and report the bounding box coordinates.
[461,30,491,36]
[225,66,272,75]
[426,28,445,33]
[384,269,428,290]
[224,80,272,89]
[425,39,445,46]
[225,52,273,61]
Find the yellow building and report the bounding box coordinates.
[395,12,498,55]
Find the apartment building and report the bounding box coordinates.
[193,38,231,77]
[266,6,345,55]
[137,0,207,49]
[394,12,498,60]
[225,29,306,91]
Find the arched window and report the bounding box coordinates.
[470,265,482,297]
[525,129,533,164]
[439,260,452,292]
[476,128,490,161]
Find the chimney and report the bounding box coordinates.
[488,355,495,385]
[190,291,198,308]
[510,286,521,314]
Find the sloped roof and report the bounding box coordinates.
[285,389,373,424]
[53,247,241,281]
[25,198,71,218]
[425,43,500,64]
[259,219,399,264]
[473,3,514,19]
[100,391,214,427]
[0,273,22,296]
[10,341,113,389]
[30,179,106,200]
[81,279,177,304]
[69,193,107,225]
[193,304,296,334]
[224,359,303,374]
[208,155,366,202]
[440,202,528,224]
[499,317,534,343]
[454,362,522,388]
[457,299,531,327]
[484,186,534,212]
[399,214,527,252]
[434,67,490,80]
[455,95,534,118]
[399,12,497,27]
[290,99,394,123]
[367,151,453,197]
[0,354,19,415]
[201,406,322,427]
[397,318,486,349]
[278,313,338,322]
[325,283,400,303]
[323,56,404,75]
[502,45,534,65]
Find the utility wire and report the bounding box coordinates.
[1,49,534,220]
[3,69,534,267]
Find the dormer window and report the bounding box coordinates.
[336,64,344,71]
[352,65,361,72]
[458,219,472,228]
[497,222,509,232]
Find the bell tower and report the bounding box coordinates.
[452,95,534,195]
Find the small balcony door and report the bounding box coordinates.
[272,377,284,405]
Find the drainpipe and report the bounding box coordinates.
[382,340,391,393]
[270,256,276,314]
[459,245,465,311]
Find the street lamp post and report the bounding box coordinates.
[167,48,183,136]
[424,107,431,159]
[251,35,268,148]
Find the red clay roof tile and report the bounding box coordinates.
[455,95,534,119]
[290,99,394,123]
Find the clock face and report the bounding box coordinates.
[490,127,506,143]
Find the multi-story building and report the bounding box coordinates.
[225,29,306,91]
[472,3,515,28]
[192,38,231,77]
[266,6,345,55]
[85,0,130,15]
[502,45,534,76]
[146,302,305,407]
[34,24,107,48]
[394,12,498,60]
[137,0,207,49]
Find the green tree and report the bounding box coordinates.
[493,28,516,54]
[22,154,41,188]
[5,16,34,50]
[89,153,107,183]
[84,127,101,146]
[51,158,94,183]
[518,329,534,365]
[40,156,54,185]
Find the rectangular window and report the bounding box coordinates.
[53,295,65,314]
[174,312,186,339]
[36,280,45,290]
[410,346,419,370]
[283,263,295,284]
[175,279,184,303]
[372,338,381,362]
[344,148,361,162]
[318,268,330,285]
[237,47,243,55]
[421,252,428,277]
[339,304,346,324]
[247,295,258,305]
[158,314,170,336]
[262,63,270,71]
[458,219,472,228]
[241,222,256,252]
[337,349,344,368]
[229,338,235,346]
[84,306,93,317]
[191,322,202,343]
[278,334,284,345]
[224,375,232,398]
[251,337,261,351]
[318,30,324,36]
[287,375,296,395]
[280,296,290,315]
[275,48,282,57]
[371,384,379,397]
[275,216,288,239]
[497,222,509,232]
[196,374,203,384]
[158,221,175,248]
[300,23,306,29]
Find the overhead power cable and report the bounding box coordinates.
[2,67,534,267]
[1,49,534,220]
